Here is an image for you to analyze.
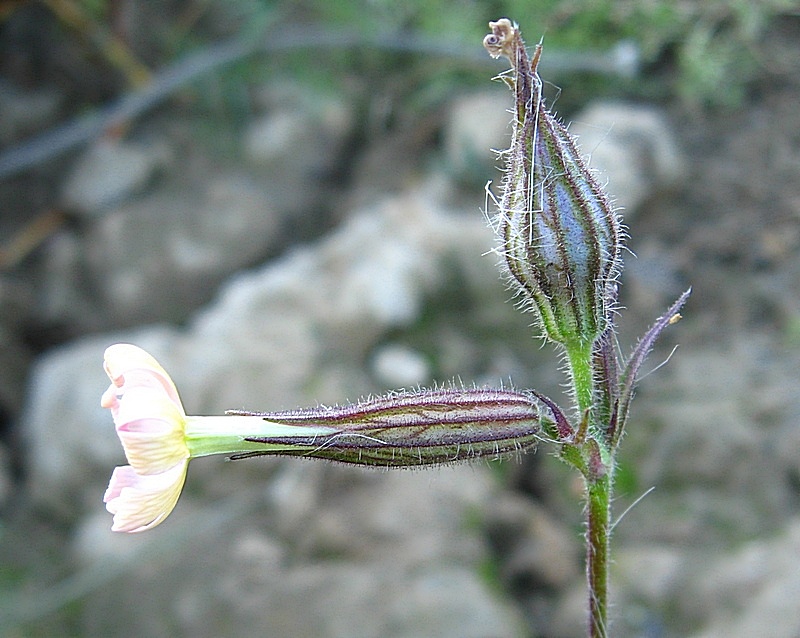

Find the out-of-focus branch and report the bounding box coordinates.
[0,26,638,180]
[42,0,152,87]
[0,209,65,270]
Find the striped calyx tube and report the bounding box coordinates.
[229,387,541,467]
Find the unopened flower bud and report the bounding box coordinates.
[231,387,541,466]
[485,19,622,346]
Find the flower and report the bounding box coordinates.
[100,344,340,532]
[101,344,191,532]
[103,463,188,533]
[101,344,544,532]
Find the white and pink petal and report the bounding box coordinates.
[103,462,188,533]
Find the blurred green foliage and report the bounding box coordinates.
[236,0,795,107]
[43,0,796,109]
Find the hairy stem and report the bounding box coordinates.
[566,337,612,637]
[586,474,611,638]
[565,338,595,421]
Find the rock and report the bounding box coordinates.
[40,89,355,336]
[31,229,99,331]
[616,545,686,602]
[442,90,511,185]
[81,171,282,329]
[622,237,687,319]
[177,187,502,411]
[568,101,684,216]
[243,84,353,221]
[75,471,525,637]
[485,492,580,590]
[370,343,431,388]
[548,583,589,638]
[605,331,796,547]
[61,138,171,217]
[245,97,351,173]
[610,545,688,636]
[36,170,285,333]
[484,491,581,637]
[685,517,800,638]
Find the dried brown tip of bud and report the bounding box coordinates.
[483,18,518,60]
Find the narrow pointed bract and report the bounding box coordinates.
[615,288,691,446]
[485,19,622,346]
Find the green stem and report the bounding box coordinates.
[586,474,611,638]
[564,338,612,636]
[565,338,595,416]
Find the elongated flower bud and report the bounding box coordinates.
[484,19,622,346]
[229,388,541,466]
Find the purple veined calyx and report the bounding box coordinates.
[229,386,543,466]
[484,18,622,347]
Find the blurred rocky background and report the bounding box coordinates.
[1,1,799,637]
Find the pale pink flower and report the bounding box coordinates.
[100,344,542,533]
[101,344,190,532]
[101,344,340,533]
